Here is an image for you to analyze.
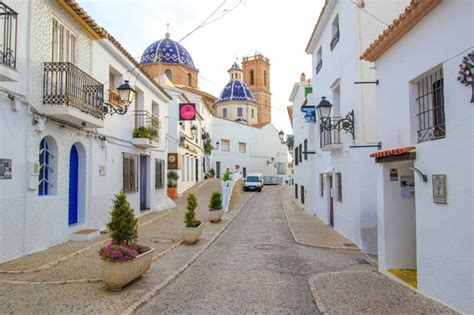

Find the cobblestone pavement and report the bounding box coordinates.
[137,186,454,314]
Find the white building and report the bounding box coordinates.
[288,73,317,210]
[0,0,173,263]
[361,0,473,312]
[304,0,407,253]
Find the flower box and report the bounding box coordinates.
[209,209,223,223]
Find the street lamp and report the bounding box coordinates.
[278,130,294,150]
[316,96,355,139]
[266,157,275,166]
[214,141,220,150]
[103,80,136,116]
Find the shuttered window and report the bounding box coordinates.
[155,159,165,189]
[123,153,138,192]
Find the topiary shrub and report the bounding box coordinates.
[106,192,138,245]
[209,191,222,211]
[184,193,201,228]
[167,170,179,188]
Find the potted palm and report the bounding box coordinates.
[99,193,154,291]
[167,170,179,199]
[208,191,223,223]
[182,193,203,244]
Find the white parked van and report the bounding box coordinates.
[243,173,263,192]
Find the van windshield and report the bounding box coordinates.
[246,176,259,183]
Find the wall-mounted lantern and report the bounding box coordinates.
[266,157,275,166]
[102,80,136,116]
[316,96,355,139]
[278,130,294,150]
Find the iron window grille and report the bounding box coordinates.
[330,29,340,51]
[38,138,54,195]
[0,1,17,69]
[298,144,303,163]
[155,159,164,189]
[336,172,342,202]
[320,117,342,148]
[43,62,104,119]
[304,139,308,160]
[316,59,323,74]
[123,153,138,192]
[295,183,298,199]
[415,68,445,142]
[319,174,324,196]
[294,146,299,165]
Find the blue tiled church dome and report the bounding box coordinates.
[217,80,255,103]
[140,33,195,69]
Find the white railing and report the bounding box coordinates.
[221,170,243,212]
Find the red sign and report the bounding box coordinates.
[179,103,196,121]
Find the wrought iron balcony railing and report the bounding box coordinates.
[43,62,104,119]
[133,110,160,141]
[330,29,340,51]
[320,117,342,148]
[316,59,323,74]
[0,2,18,69]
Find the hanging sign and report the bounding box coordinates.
[167,153,180,170]
[179,103,196,121]
[301,105,316,123]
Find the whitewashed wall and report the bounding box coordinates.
[373,1,473,312]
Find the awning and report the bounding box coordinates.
[370,146,416,163]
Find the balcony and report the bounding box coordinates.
[0,2,19,82]
[320,117,343,151]
[43,62,104,128]
[316,59,323,74]
[330,29,340,51]
[132,110,160,148]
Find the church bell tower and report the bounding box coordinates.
[242,54,271,124]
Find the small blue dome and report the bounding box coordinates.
[140,34,195,68]
[217,80,255,103]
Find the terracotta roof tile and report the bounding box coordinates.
[360,0,442,62]
[370,146,416,158]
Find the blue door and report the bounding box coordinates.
[68,145,79,225]
[140,156,147,211]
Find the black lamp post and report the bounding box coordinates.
[103,80,136,116]
[316,96,355,139]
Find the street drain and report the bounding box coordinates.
[254,244,287,251]
[355,258,370,265]
[151,238,175,244]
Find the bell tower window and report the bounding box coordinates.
[250,70,254,85]
[188,73,192,86]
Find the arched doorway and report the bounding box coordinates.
[68,145,79,225]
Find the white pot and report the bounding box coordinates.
[101,248,154,291]
[183,223,204,244]
[209,209,223,223]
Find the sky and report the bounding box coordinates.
[78,0,325,134]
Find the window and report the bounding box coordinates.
[264,70,267,86]
[52,18,76,63]
[181,154,185,179]
[155,159,165,189]
[301,185,305,204]
[221,139,230,151]
[123,153,138,192]
[295,146,299,165]
[239,142,246,153]
[295,183,298,199]
[250,70,254,85]
[0,2,18,68]
[251,109,255,118]
[415,67,445,142]
[165,69,172,80]
[304,139,308,160]
[316,47,322,74]
[330,15,340,51]
[188,73,192,86]
[299,144,303,163]
[38,138,56,195]
[223,108,227,118]
[237,107,243,117]
[335,172,342,202]
[319,174,324,196]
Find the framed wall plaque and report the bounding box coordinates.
[432,174,447,204]
[167,153,180,170]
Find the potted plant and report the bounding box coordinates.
[223,170,232,182]
[99,193,154,291]
[167,170,179,199]
[182,193,203,244]
[208,191,223,223]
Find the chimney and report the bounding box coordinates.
[300,72,306,82]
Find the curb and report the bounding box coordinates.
[122,192,255,315]
[280,192,360,251]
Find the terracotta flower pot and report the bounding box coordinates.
[182,223,204,245]
[101,248,154,291]
[167,187,177,199]
[209,209,223,223]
